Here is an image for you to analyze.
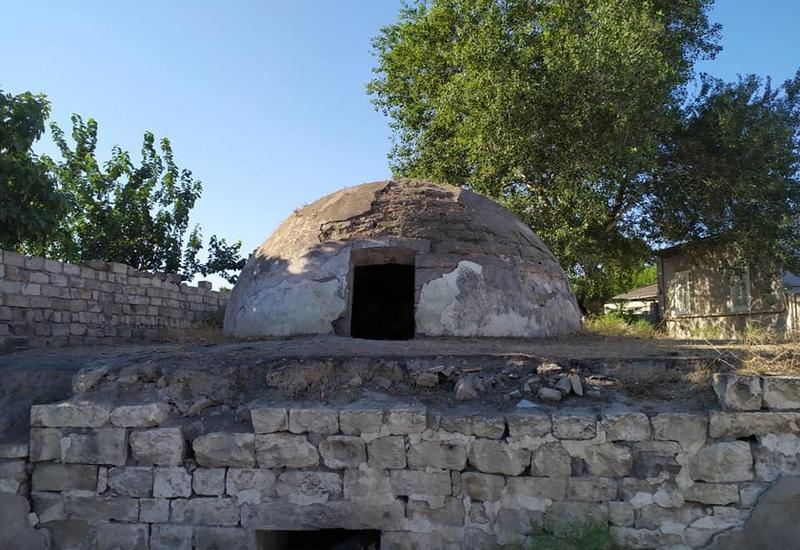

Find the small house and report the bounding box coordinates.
[655,242,800,338]
[603,283,659,321]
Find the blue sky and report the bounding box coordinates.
[3,1,799,283]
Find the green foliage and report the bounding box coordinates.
[368,0,797,311]
[585,313,656,339]
[36,114,244,281]
[0,88,69,249]
[505,517,619,550]
[650,73,800,272]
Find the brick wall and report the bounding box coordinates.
[0,250,228,351]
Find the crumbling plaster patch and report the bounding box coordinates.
[416,261,580,337]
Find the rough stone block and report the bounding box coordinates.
[468,439,530,476]
[71,366,109,394]
[250,407,288,434]
[289,408,338,434]
[611,527,682,549]
[384,408,427,435]
[153,467,192,498]
[193,468,226,496]
[713,373,763,411]
[61,428,127,465]
[407,497,465,527]
[367,436,406,470]
[241,499,406,531]
[276,471,342,505]
[110,403,170,427]
[170,497,240,526]
[339,409,383,435]
[31,492,65,523]
[389,470,451,496]
[193,432,255,468]
[461,472,505,501]
[683,482,739,505]
[651,413,708,453]
[762,377,800,410]
[32,464,97,492]
[150,524,193,550]
[96,522,148,550]
[255,434,318,468]
[583,443,632,477]
[343,466,395,505]
[195,527,258,550]
[319,436,366,469]
[140,498,170,523]
[752,432,800,481]
[29,428,61,462]
[506,413,551,437]
[64,496,139,521]
[608,501,635,526]
[709,412,800,438]
[30,403,110,428]
[108,466,153,497]
[40,519,90,550]
[634,504,705,531]
[631,441,682,478]
[531,442,571,477]
[553,414,597,439]
[440,413,505,439]
[407,440,467,470]
[689,441,753,482]
[226,468,276,505]
[502,477,567,510]
[130,427,185,466]
[602,413,650,441]
[567,477,618,501]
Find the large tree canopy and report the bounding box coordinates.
[0,88,244,283]
[367,0,800,311]
[0,89,68,250]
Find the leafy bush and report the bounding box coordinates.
[585,313,656,338]
[505,517,619,550]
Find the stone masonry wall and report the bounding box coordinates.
[0,250,228,351]
[2,396,800,549]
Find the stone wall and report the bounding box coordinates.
[3,397,800,549]
[0,250,228,351]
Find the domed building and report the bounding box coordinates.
[224,180,581,339]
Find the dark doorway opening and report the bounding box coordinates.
[350,263,415,340]
[258,529,380,550]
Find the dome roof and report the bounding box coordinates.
[224,180,581,338]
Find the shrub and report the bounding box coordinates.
[585,313,656,338]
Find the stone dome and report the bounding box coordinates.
[224,180,581,339]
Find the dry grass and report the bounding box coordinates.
[687,325,800,377]
[584,314,659,339]
[610,363,718,403]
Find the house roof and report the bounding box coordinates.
[611,283,659,301]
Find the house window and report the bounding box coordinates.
[730,267,751,313]
[674,270,691,315]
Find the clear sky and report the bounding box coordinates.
[3,1,799,284]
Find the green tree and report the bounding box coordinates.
[0,88,68,249]
[368,0,721,311]
[40,114,244,282]
[650,73,800,271]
